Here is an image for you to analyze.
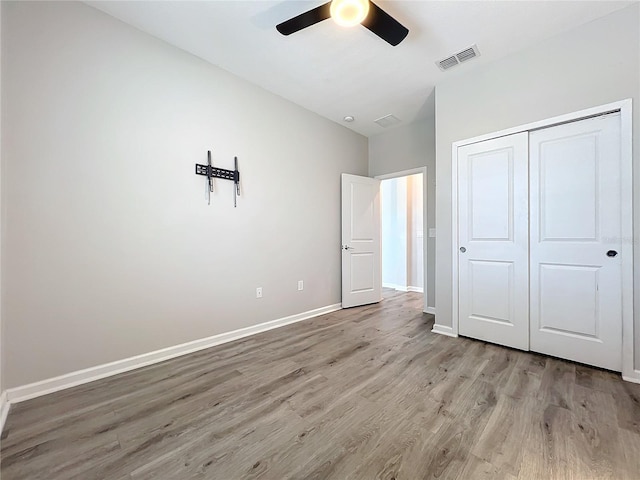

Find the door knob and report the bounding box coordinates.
[343,245,353,250]
[460,247,466,253]
[606,250,618,257]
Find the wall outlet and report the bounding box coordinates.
[298,280,304,291]
[256,287,263,298]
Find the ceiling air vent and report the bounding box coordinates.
[374,114,402,128]
[436,44,481,71]
[438,55,459,71]
[456,45,479,62]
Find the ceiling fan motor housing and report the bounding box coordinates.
[276,0,409,46]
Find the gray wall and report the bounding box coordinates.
[369,115,436,309]
[2,1,368,388]
[0,0,3,392]
[434,5,640,367]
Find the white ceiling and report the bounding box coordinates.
[87,0,633,137]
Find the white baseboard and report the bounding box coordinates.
[6,303,342,404]
[382,283,408,292]
[0,391,9,437]
[382,284,424,294]
[432,324,457,338]
[622,369,640,384]
[424,307,436,315]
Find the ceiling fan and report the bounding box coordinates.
[276,0,409,46]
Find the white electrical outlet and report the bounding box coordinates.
[298,280,304,291]
[256,287,263,298]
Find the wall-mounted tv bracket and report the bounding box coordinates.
[195,151,240,207]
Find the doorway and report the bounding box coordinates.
[377,168,428,312]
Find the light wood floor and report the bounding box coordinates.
[2,290,640,479]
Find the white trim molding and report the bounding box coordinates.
[450,99,634,380]
[383,283,409,292]
[432,324,456,337]
[622,370,640,385]
[375,167,426,181]
[424,306,436,315]
[382,283,425,293]
[619,100,635,382]
[0,391,9,436]
[6,303,342,404]
[382,284,424,295]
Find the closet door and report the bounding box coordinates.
[529,114,622,371]
[458,133,529,350]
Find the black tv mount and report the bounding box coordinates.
[195,151,240,207]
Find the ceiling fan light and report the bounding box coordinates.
[330,0,370,27]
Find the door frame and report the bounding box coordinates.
[375,167,430,314]
[449,99,634,380]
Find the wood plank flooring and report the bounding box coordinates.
[2,290,640,479]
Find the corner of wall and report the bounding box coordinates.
[0,0,5,397]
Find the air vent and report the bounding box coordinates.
[436,44,481,71]
[456,45,478,62]
[438,55,459,71]
[374,114,402,128]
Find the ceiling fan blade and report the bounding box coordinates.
[361,1,409,46]
[276,2,332,36]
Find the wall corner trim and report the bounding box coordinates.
[0,391,9,437]
[383,283,409,292]
[5,303,343,405]
[622,370,640,385]
[431,324,456,337]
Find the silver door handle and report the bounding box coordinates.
[343,245,353,250]
[460,247,466,253]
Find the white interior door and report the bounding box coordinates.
[458,133,529,350]
[341,173,381,308]
[529,113,622,371]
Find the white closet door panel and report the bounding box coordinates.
[458,133,529,350]
[467,260,514,323]
[530,113,622,371]
[538,264,599,336]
